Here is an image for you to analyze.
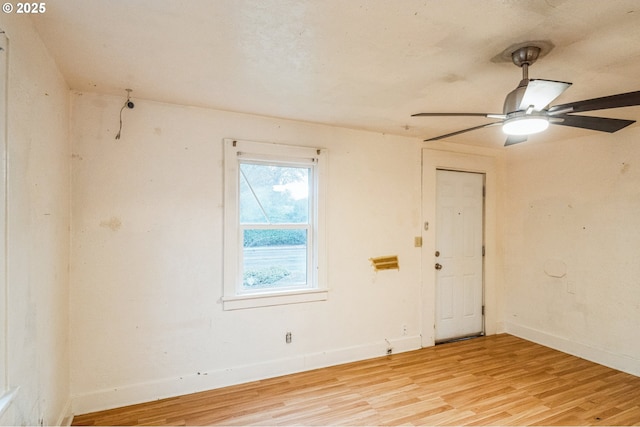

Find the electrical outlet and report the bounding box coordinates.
[285,332,292,344]
[402,324,408,336]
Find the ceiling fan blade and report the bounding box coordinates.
[552,114,635,133]
[424,122,502,142]
[519,79,572,111]
[548,90,640,115]
[504,135,528,146]
[412,112,506,119]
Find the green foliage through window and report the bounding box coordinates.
[243,229,307,247]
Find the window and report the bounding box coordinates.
[223,139,327,310]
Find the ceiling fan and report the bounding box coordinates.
[412,45,640,146]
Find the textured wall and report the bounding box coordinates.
[504,129,640,376]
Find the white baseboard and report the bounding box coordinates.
[71,335,422,415]
[505,321,640,377]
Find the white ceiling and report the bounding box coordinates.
[32,0,640,147]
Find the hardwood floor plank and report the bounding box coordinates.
[72,334,640,426]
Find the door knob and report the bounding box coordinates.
[435,263,443,270]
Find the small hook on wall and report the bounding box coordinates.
[115,88,135,140]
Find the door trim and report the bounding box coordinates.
[421,148,499,348]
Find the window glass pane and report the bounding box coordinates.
[240,163,309,224]
[242,229,308,291]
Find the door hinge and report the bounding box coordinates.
[482,305,485,316]
[482,246,485,256]
[483,186,486,197]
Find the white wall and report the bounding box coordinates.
[0,14,71,427]
[504,129,640,376]
[70,92,424,413]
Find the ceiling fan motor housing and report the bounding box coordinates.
[503,81,528,114]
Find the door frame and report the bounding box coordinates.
[421,148,499,348]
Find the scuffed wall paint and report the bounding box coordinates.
[0,12,71,427]
[504,130,640,375]
[70,92,424,413]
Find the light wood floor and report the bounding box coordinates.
[72,334,640,426]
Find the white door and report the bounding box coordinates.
[435,169,484,342]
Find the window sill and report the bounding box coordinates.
[0,387,19,419]
[222,289,328,310]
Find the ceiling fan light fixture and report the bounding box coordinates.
[502,116,549,136]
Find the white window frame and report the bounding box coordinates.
[222,139,327,310]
